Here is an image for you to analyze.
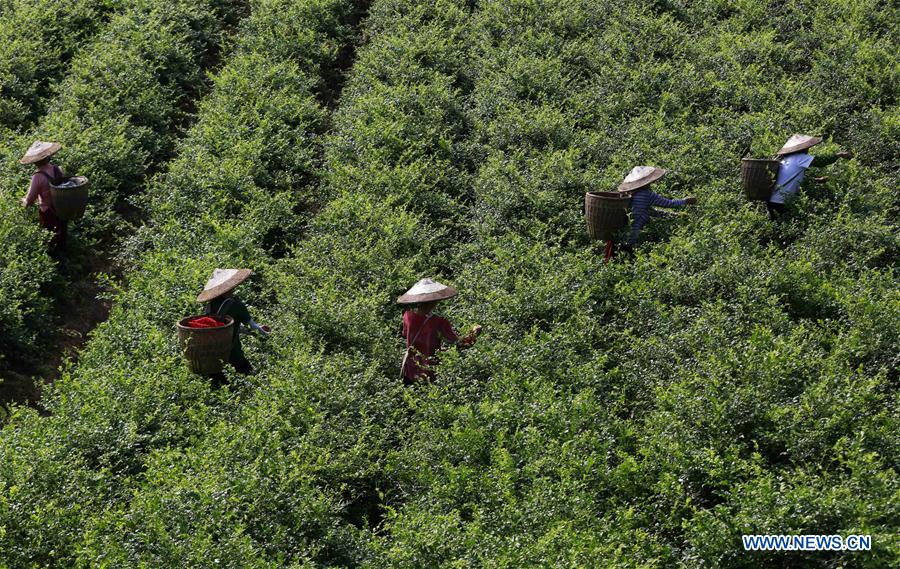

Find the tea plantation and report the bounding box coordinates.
[0,0,897,567]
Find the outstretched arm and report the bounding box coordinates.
[21,176,39,207]
[247,320,271,334]
[649,191,690,209]
[649,208,679,218]
[230,298,270,335]
[438,321,481,349]
[811,153,839,168]
[811,151,852,182]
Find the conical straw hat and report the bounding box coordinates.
[19,140,61,164]
[197,268,253,302]
[396,278,458,304]
[618,166,668,192]
[777,134,822,155]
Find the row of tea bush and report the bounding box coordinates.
[0,0,123,131]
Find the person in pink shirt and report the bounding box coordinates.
[397,278,481,385]
[19,140,67,249]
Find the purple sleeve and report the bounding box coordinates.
[23,175,41,206]
[649,191,686,208]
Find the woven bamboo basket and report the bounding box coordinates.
[740,159,779,201]
[177,315,234,375]
[585,191,630,241]
[49,176,89,220]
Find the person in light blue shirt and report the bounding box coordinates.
[767,134,853,218]
[618,166,697,246]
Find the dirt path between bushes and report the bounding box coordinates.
[0,246,114,409]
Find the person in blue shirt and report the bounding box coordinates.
[618,166,697,246]
[767,134,853,218]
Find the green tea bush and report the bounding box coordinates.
[0,195,54,363]
[0,0,122,131]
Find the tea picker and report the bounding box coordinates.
[586,166,696,261]
[765,134,853,219]
[178,268,271,385]
[397,278,481,386]
[19,141,68,249]
[619,166,697,248]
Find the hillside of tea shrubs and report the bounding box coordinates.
[1,0,897,567]
[0,0,121,131]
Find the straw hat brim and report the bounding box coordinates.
[196,269,253,303]
[777,136,822,155]
[396,286,458,304]
[19,142,61,165]
[618,167,668,192]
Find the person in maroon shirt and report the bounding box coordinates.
[397,278,481,385]
[19,140,67,249]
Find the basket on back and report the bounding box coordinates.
[585,191,630,241]
[49,176,89,220]
[740,159,779,201]
[177,315,234,375]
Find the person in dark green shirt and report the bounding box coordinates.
[197,268,270,381]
